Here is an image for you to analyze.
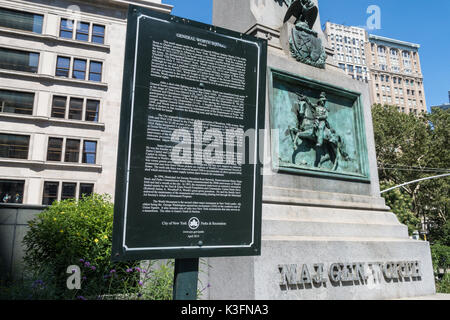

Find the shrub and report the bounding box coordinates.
[436,273,450,294]
[380,182,420,235]
[430,244,450,294]
[140,260,174,300]
[20,194,173,300]
[431,244,450,272]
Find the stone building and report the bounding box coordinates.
[367,34,427,114]
[324,22,428,114]
[0,0,172,205]
[324,22,370,83]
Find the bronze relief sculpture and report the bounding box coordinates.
[288,92,350,171]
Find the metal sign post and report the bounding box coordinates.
[173,258,199,300]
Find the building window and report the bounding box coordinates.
[0,8,43,34]
[51,96,67,118]
[82,140,97,164]
[85,100,99,122]
[0,47,39,73]
[60,18,74,39]
[79,183,94,199]
[64,139,80,163]
[56,56,102,82]
[92,24,105,44]
[0,179,24,204]
[42,181,94,204]
[72,59,87,80]
[48,137,97,164]
[51,95,100,122]
[89,61,102,82]
[0,133,29,159]
[68,98,83,120]
[59,19,105,44]
[0,89,34,115]
[42,181,59,205]
[47,137,63,161]
[76,22,90,41]
[56,56,70,77]
[61,182,77,200]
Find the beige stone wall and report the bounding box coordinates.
[324,22,370,83]
[367,36,427,114]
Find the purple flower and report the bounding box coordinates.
[84,261,90,267]
[135,267,141,272]
[32,280,45,288]
[91,266,96,271]
[126,268,133,273]
[77,296,86,300]
[110,269,116,274]
[82,276,87,281]
[138,281,143,286]
[79,259,85,263]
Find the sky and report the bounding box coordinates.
[162,0,450,110]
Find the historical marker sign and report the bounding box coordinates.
[112,6,267,261]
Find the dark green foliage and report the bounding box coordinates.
[431,244,450,294]
[14,194,173,300]
[380,181,420,234]
[372,105,449,242]
[436,273,450,294]
[431,244,450,271]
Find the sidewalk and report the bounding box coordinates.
[395,294,450,300]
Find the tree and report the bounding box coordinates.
[372,104,449,242]
[380,181,420,235]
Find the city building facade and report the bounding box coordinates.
[367,34,427,114]
[324,22,428,114]
[0,0,172,205]
[324,22,370,83]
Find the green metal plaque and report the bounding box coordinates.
[269,69,370,182]
[112,6,267,261]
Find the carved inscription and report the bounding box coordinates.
[278,261,423,290]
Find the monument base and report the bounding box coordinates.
[208,0,436,300]
[206,201,436,300]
